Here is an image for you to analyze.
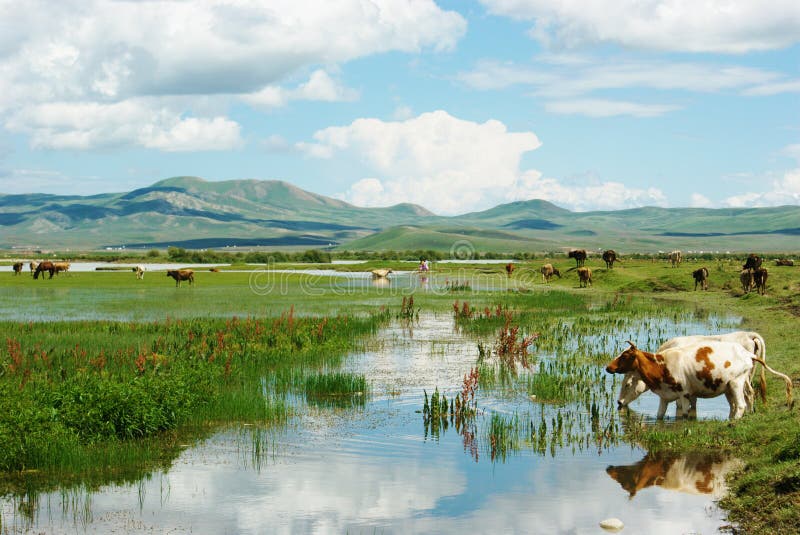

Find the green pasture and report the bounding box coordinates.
[1,257,799,532]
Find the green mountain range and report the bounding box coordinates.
[2,176,798,252]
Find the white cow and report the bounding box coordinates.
[133,265,145,279]
[607,341,757,420]
[619,331,770,418]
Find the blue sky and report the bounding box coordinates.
[0,0,798,214]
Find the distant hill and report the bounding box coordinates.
[1,176,798,252]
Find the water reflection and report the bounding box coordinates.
[607,452,742,498]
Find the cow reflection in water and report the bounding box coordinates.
[607,453,741,498]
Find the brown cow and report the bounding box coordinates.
[540,263,561,283]
[12,262,23,275]
[505,263,514,277]
[577,266,592,288]
[775,259,794,266]
[166,269,194,287]
[692,267,709,291]
[753,267,768,295]
[33,261,56,279]
[740,269,754,293]
[602,250,617,269]
[742,254,762,271]
[53,262,70,275]
[568,249,587,268]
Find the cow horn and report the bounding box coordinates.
[626,340,636,349]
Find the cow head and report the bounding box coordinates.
[617,371,649,409]
[606,341,641,374]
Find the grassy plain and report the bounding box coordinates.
[1,257,799,532]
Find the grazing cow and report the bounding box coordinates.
[753,267,768,295]
[12,262,23,275]
[53,262,70,275]
[608,340,792,420]
[33,261,56,279]
[540,263,561,283]
[568,249,587,268]
[619,331,770,417]
[209,267,220,273]
[132,265,145,279]
[505,263,514,278]
[577,266,592,288]
[692,267,709,291]
[606,453,741,499]
[669,251,682,267]
[742,254,762,271]
[371,268,392,279]
[29,261,38,275]
[602,250,617,269]
[740,269,754,293]
[775,259,794,266]
[166,269,194,287]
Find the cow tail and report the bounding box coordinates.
[751,357,793,408]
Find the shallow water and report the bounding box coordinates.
[0,312,741,534]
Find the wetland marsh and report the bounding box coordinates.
[0,259,798,533]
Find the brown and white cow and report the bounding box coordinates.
[540,263,561,283]
[12,262,23,275]
[753,267,768,295]
[606,453,741,498]
[607,340,758,420]
[132,265,145,279]
[166,269,194,287]
[775,259,794,266]
[669,251,682,267]
[568,249,587,267]
[618,331,772,418]
[577,266,592,287]
[692,267,709,291]
[29,261,38,275]
[602,249,617,269]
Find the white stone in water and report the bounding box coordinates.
[599,517,624,531]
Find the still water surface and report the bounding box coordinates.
[1,313,740,534]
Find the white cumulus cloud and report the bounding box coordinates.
[479,0,800,53]
[722,168,800,207]
[6,100,242,152]
[301,110,668,213]
[0,0,465,151]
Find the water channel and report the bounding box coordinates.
[0,304,745,534]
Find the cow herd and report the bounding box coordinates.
[8,261,198,287]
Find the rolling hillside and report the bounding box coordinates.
[2,176,798,252]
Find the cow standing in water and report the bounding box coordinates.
[166,269,194,287]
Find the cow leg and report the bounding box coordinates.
[656,399,669,420]
[675,397,691,419]
[727,378,748,420]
